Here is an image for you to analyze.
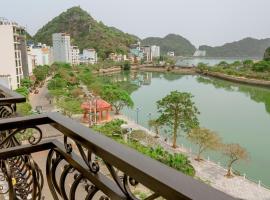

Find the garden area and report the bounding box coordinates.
[93,119,195,177]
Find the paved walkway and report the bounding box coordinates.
[114,115,270,200]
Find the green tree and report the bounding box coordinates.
[156,91,200,148]
[148,118,164,138]
[217,61,229,67]
[20,78,33,89]
[197,62,208,72]
[33,65,49,83]
[48,77,68,90]
[187,128,222,161]
[101,85,134,115]
[264,47,270,61]
[222,143,249,177]
[252,60,270,72]
[122,61,131,71]
[243,60,254,68]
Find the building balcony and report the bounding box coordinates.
[0,85,236,200]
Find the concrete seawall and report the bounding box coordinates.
[198,71,270,88]
[92,65,270,88]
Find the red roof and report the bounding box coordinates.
[81,99,111,111]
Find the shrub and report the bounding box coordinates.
[217,61,229,67]
[48,77,68,90]
[243,60,254,68]
[264,47,270,61]
[122,61,131,70]
[252,60,270,72]
[15,87,29,97]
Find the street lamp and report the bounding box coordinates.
[135,107,140,124]
[147,112,152,129]
[88,97,93,127]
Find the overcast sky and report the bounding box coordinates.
[1,0,270,47]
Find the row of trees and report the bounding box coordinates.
[149,91,248,177]
[15,78,34,116]
[47,63,134,116]
[198,58,270,73]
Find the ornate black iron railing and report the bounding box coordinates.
[0,86,236,200]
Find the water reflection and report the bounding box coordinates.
[106,71,270,185]
[196,76,270,114]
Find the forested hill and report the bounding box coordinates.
[33,6,138,59]
[199,37,270,58]
[142,34,196,56]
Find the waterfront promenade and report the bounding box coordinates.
[28,79,270,200]
[114,115,270,200]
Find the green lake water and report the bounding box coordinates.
[107,71,270,186]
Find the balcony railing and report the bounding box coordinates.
[0,85,236,200]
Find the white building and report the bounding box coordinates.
[0,18,27,89]
[52,33,72,63]
[193,50,206,57]
[81,49,98,64]
[28,43,52,66]
[141,46,152,62]
[27,53,36,76]
[151,45,160,58]
[71,46,80,65]
[167,51,175,57]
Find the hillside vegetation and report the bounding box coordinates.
[33,6,138,59]
[142,34,196,56]
[199,37,270,58]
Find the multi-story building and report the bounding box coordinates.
[27,53,36,76]
[141,46,152,62]
[80,49,98,64]
[167,51,175,57]
[52,33,72,63]
[151,45,160,58]
[193,50,206,57]
[0,18,27,89]
[71,46,80,65]
[28,43,52,66]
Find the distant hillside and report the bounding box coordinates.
[142,34,196,56]
[33,6,138,59]
[199,38,270,58]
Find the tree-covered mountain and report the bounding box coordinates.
[142,34,196,56]
[199,37,270,58]
[33,6,138,59]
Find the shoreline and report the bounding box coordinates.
[92,65,270,88]
[198,70,270,88]
[113,114,270,200]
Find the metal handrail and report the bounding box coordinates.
[0,84,26,105]
[0,113,236,200]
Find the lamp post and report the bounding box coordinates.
[88,97,92,127]
[135,107,140,124]
[147,112,152,129]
